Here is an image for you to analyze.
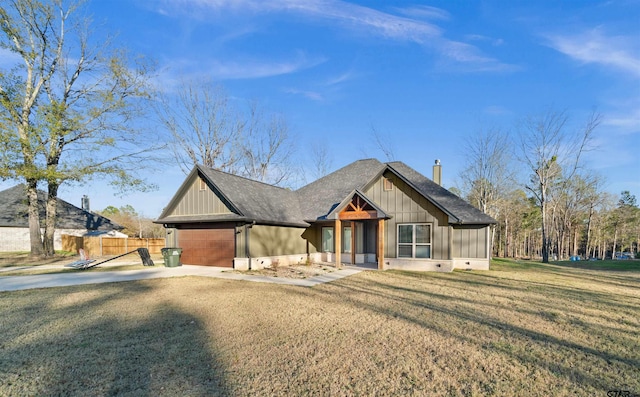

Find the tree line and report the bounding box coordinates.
[456,118,639,262]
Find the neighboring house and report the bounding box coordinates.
[156,159,496,271]
[0,185,124,252]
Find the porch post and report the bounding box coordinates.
[335,219,341,267]
[377,218,385,270]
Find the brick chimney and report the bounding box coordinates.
[433,159,442,186]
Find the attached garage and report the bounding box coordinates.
[178,226,235,267]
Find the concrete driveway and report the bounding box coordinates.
[0,264,363,292]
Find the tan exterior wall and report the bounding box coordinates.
[249,225,311,257]
[165,175,232,217]
[165,228,178,248]
[365,171,449,259]
[235,225,246,258]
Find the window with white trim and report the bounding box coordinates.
[397,223,431,258]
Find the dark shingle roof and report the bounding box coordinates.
[197,166,307,227]
[386,162,497,224]
[0,185,123,230]
[296,159,387,221]
[157,159,496,227]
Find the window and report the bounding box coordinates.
[322,227,334,253]
[397,224,431,258]
[342,226,352,253]
[383,177,393,191]
[199,178,207,191]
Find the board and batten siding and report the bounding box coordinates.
[365,171,450,259]
[452,225,488,259]
[167,176,233,217]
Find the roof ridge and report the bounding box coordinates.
[296,158,383,192]
[199,165,294,192]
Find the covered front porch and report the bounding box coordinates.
[317,192,389,270]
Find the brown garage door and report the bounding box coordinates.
[178,227,235,267]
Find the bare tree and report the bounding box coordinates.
[552,173,601,259]
[308,141,333,180]
[156,82,295,186]
[155,80,242,175]
[459,127,514,215]
[370,125,396,161]
[517,110,600,262]
[0,0,156,256]
[458,127,515,258]
[239,102,294,185]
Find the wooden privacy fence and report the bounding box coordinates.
[62,235,165,257]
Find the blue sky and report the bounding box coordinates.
[2,0,639,217]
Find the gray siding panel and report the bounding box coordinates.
[452,225,488,258]
[365,171,450,260]
[168,177,233,217]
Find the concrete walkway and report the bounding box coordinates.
[0,264,363,292]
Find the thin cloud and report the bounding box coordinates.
[393,5,451,21]
[165,0,512,72]
[284,88,324,101]
[544,28,640,77]
[602,108,640,133]
[158,53,326,82]
[465,34,505,47]
[208,56,325,79]
[325,70,355,86]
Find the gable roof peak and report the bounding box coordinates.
[195,164,293,192]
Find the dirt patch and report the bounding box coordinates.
[237,262,338,279]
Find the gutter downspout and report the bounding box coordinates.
[245,221,255,270]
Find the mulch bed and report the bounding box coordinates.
[237,262,338,279]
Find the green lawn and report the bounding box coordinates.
[0,258,638,396]
[0,252,163,275]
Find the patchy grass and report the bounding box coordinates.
[0,258,638,396]
[0,252,163,276]
[0,264,152,277]
[492,257,640,272]
[551,259,640,271]
[0,251,76,268]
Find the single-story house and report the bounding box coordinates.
[0,184,124,252]
[155,159,496,271]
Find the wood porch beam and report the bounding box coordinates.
[335,219,341,267]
